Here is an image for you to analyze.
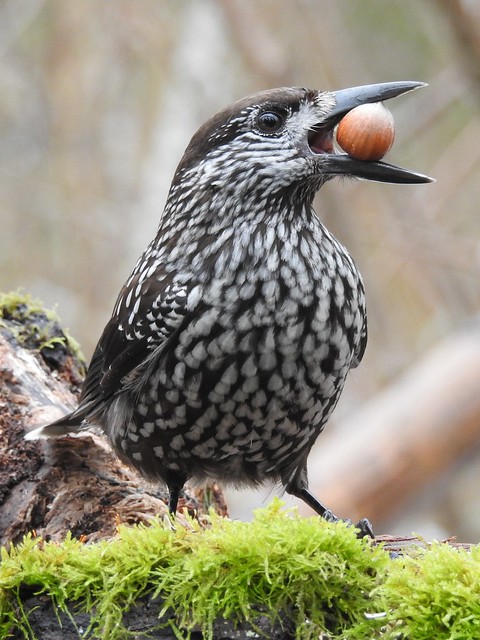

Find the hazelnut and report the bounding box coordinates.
[336,102,395,161]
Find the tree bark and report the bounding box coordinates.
[0,306,226,547]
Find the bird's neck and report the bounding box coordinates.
[146,185,340,289]
[160,169,324,236]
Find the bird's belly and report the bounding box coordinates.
[112,296,356,483]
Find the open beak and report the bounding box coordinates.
[309,81,433,184]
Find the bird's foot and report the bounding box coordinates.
[294,487,374,538]
[322,510,374,539]
[352,517,375,539]
[321,508,338,523]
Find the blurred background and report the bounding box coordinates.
[2,0,480,540]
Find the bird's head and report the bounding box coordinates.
[171,81,432,212]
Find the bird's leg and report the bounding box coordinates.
[168,485,181,514]
[297,486,338,521]
[166,479,186,515]
[292,486,374,539]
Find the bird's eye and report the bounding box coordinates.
[257,110,286,134]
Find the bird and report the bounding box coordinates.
[29,81,432,537]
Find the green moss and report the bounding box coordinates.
[0,500,389,639]
[0,290,85,369]
[2,501,480,639]
[380,543,480,639]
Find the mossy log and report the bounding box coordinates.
[1,504,480,640]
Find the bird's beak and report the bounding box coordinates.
[310,81,433,184]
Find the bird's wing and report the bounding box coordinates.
[79,275,190,411]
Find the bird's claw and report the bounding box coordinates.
[354,517,374,539]
[321,511,374,539]
[322,509,339,523]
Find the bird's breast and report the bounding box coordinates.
[172,232,364,399]
[117,230,365,480]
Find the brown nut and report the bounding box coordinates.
[336,102,395,161]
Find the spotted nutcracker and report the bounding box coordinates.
[29,81,432,537]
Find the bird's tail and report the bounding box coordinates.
[25,410,85,441]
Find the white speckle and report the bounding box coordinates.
[191,341,207,362]
[231,422,247,436]
[232,388,247,402]
[146,263,156,278]
[132,452,142,461]
[241,355,257,378]
[175,404,186,420]
[259,352,276,370]
[251,390,267,408]
[166,389,180,404]
[343,309,353,328]
[280,297,298,316]
[219,399,236,413]
[266,250,279,272]
[191,308,220,336]
[187,285,203,309]
[192,437,217,458]
[242,376,259,393]
[282,360,297,378]
[218,330,236,354]
[114,294,123,315]
[262,279,277,300]
[170,435,185,451]
[240,282,256,300]
[140,422,155,437]
[284,320,303,341]
[184,428,202,442]
[195,405,218,430]
[264,327,275,350]
[267,374,283,392]
[184,352,200,369]
[208,389,225,404]
[216,414,236,440]
[173,362,186,385]
[264,225,275,251]
[206,338,222,358]
[238,323,253,343]
[137,404,148,417]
